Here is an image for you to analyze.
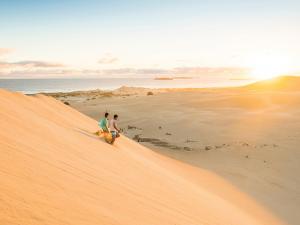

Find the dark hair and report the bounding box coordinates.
[105,112,109,117]
[114,114,118,119]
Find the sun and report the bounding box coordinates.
[248,54,292,80]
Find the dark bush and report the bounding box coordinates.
[147,91,154,96]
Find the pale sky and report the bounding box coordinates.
[0,0,299,78]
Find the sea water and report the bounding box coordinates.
[0,77,252,94]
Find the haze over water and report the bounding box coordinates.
[0,78,252,94]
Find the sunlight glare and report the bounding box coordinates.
[248,54,292,80]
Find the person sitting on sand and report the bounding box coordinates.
[109,114,121,144]
[99,112,109,133]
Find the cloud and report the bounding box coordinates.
[100,68,168,75]
[0,48,13,56]
[0,69,78,78]
[13,60,65,68]
[96,67,249,77]
[138,69,170,75]
[98,55,119,64]
[0,60,65,69]
[172,67,250,76]
[0,66,250,78]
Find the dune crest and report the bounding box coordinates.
[0,89,282,225]
[244,75,300,91]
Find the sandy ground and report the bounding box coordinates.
[53,77,300,225]
[0,88,284,225]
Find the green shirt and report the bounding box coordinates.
[99,118,108,131]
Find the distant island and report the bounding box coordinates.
[154,77,174,80]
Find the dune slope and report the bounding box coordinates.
[244,76,300,91]
[0,89,282,225]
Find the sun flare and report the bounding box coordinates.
[248,55,292,80]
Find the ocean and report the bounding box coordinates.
[0,78,252,94]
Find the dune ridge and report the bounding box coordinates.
[0,89,282,225]
[244,76,300,91]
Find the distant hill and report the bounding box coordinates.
[244,76,300,91]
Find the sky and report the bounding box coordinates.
[0,0,299,78]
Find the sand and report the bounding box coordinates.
[54,76,300,225]
[0,88,283,225]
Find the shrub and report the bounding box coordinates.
[147,91,154,96]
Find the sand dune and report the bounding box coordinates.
[52,76,300,224]
[0,89,283,225]
[244,76,300,91]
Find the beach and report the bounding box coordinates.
[49,76,300,224]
